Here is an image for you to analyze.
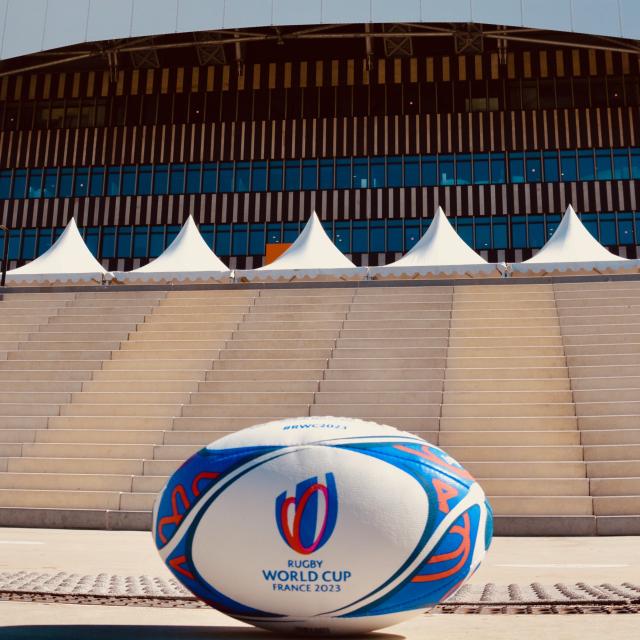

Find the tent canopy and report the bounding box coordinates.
[129,215,229,274]
[7,218,108,283]
[525,205,626,264]
[388,206,487,267]
[257,211,356,271]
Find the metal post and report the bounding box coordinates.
[0,225,8,288]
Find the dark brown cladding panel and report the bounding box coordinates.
[2,107,639,168]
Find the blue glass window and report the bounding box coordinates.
[215,224,231,256]
[421,156,437,186]
[405,156,420,187]
[283,223,299,243]
[74,168,89,197]
[165,225,180,245]
[219,163,234,193]
[456,155,472,186]
[492,217,508,249]
[153,165,168,195]
[618,213,635,244]
[370,158,385,188]
[149,226,165,257]
[89,167,104,197]
[578,150,595,181]
[335,222,350,252]
[455,218,473,248]
[595,150,613,180]
[8,232,20,260]
[269,161,283,191]
[121,166,137,196]
[613,150,630,180]
[232,225,248,255]
[387,220,403,252]
[319,159,333,190]
[528,216,545,248]
[387,157,403,188]
[352,221,368,252]
[28,170,43,198]
[59,169,73,198]
[369,220,385,252]
[0,170,11,198]
[631,150,640,179]
[203,163,217,193]
[543,152,559,182]
[200,224,214,248]
[302,160,318,190]
[511,216,527,248]
[545,215,561,240]
[474,154,490,185]
[170,164,186,194]
[509,153,525,183]
[560,151,577,182]
[138,166,152,196]
[117,226,132,257]
[580,213,598,240]
[22,229,37,259]
[336,159,351,189]
[618,213,634,245]
[106,166,121,196]
[12,170,27,198]
[439,155,455,186]
[404,220,420,251]
[475,218,491,250]
[235,162,251,193]
[353,159,368,189]
[252,161,267,192]
[285,160,301,191]
[599,213,617,245]
[249,224,265,255]
[490,155,506,184]
[186,164,201,194]
[133,226,148,258]
[43,169,58,198]
[267,223,281,244]
[84,227,99,256]
[101,227,116,258]
[525,152,542,183]
[37,229,53,255]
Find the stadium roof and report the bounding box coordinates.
[2,0,640,65]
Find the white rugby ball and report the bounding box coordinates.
[153,417,493,634]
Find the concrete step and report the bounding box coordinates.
[0,404,61,416]
[590,477,640,496]
[0,381,84,392]
[7,457,144,475]
[576,401,640,417]
[102,359,214,370]
[446,356,567,368]
[479,477,589,496]
[584,444,640,461]
[48,416,173,430]
[7,351,111,361]
[206,368,324,381]
[441,403,575,418]
[328,358,444,370]
[213,359,328,371]
[309,404,440,418]
[446,366,569,380]
[69,392,191,405]
[199,380,319,392]
[17,341,121,351]
[593,496,640,516]
[442,390,572,404]
[118,341,226,351]
[441,416,578,430]
[21,442,155,459]
[181,404,310,418]
[446,445,583,462]
[443,378,570,392]
[0,392,71,403]
[0,489,121,510]
[581,429,640,445]
[93,370,206,381]
[0,472,134,492]
[586,460,640,478]
[488,496,593,516]
[219,348,332,360]
[438,430,580,446]
[35,429,164,445]
[465,461,586,478]
[318,379,443,392]
[58,403,181,417]
[189,391,314,404]
[323,368,445,381]
[314,391,442,404]
[82,380,199,393]
[111,349,220,360]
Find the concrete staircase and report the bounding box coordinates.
[0,281,638,534]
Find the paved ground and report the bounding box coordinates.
[1,529,639,639]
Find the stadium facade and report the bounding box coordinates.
[2,0,640,271]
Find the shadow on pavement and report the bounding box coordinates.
[0,626,406,640]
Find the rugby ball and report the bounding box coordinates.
[153,417,493,634]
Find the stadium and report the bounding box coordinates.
[0,1,639,637]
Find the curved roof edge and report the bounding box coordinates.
[2,0,639,62]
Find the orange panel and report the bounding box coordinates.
[264,243,292,265]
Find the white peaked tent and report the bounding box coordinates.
[237,212,366,281]
[513,205,638,274]
[115,215,230,283]
[370,207,497,278]
[6,218,110,284]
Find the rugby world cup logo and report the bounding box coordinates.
[276,473,338,555]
